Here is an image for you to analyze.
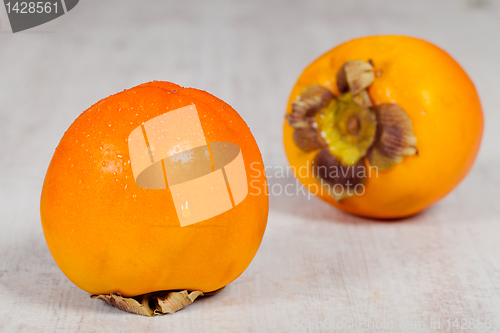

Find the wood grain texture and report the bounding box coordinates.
[1,0,500,332]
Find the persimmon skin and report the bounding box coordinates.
[284,36,483,219]
[41,81,268,297]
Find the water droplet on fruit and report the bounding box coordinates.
[181,201,191,218]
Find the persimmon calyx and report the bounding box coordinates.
[286,59,418,201]
[316,93,377,166]
[367,104,418,171]
[286,85,333,152]
[313,148,367,201]
[91,289,219,316]
[337,60,375,96]
[290,85,334,119]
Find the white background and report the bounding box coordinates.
[1,0,500,332]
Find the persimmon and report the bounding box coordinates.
[284,36,483,219]
[40,81,268,315]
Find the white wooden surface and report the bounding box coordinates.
[1,0,500,332]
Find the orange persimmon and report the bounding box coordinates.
[284,36,483,219]
[41,81,268,300]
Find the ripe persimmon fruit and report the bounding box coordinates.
[284,36,483,219]
[40,81,268,315]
